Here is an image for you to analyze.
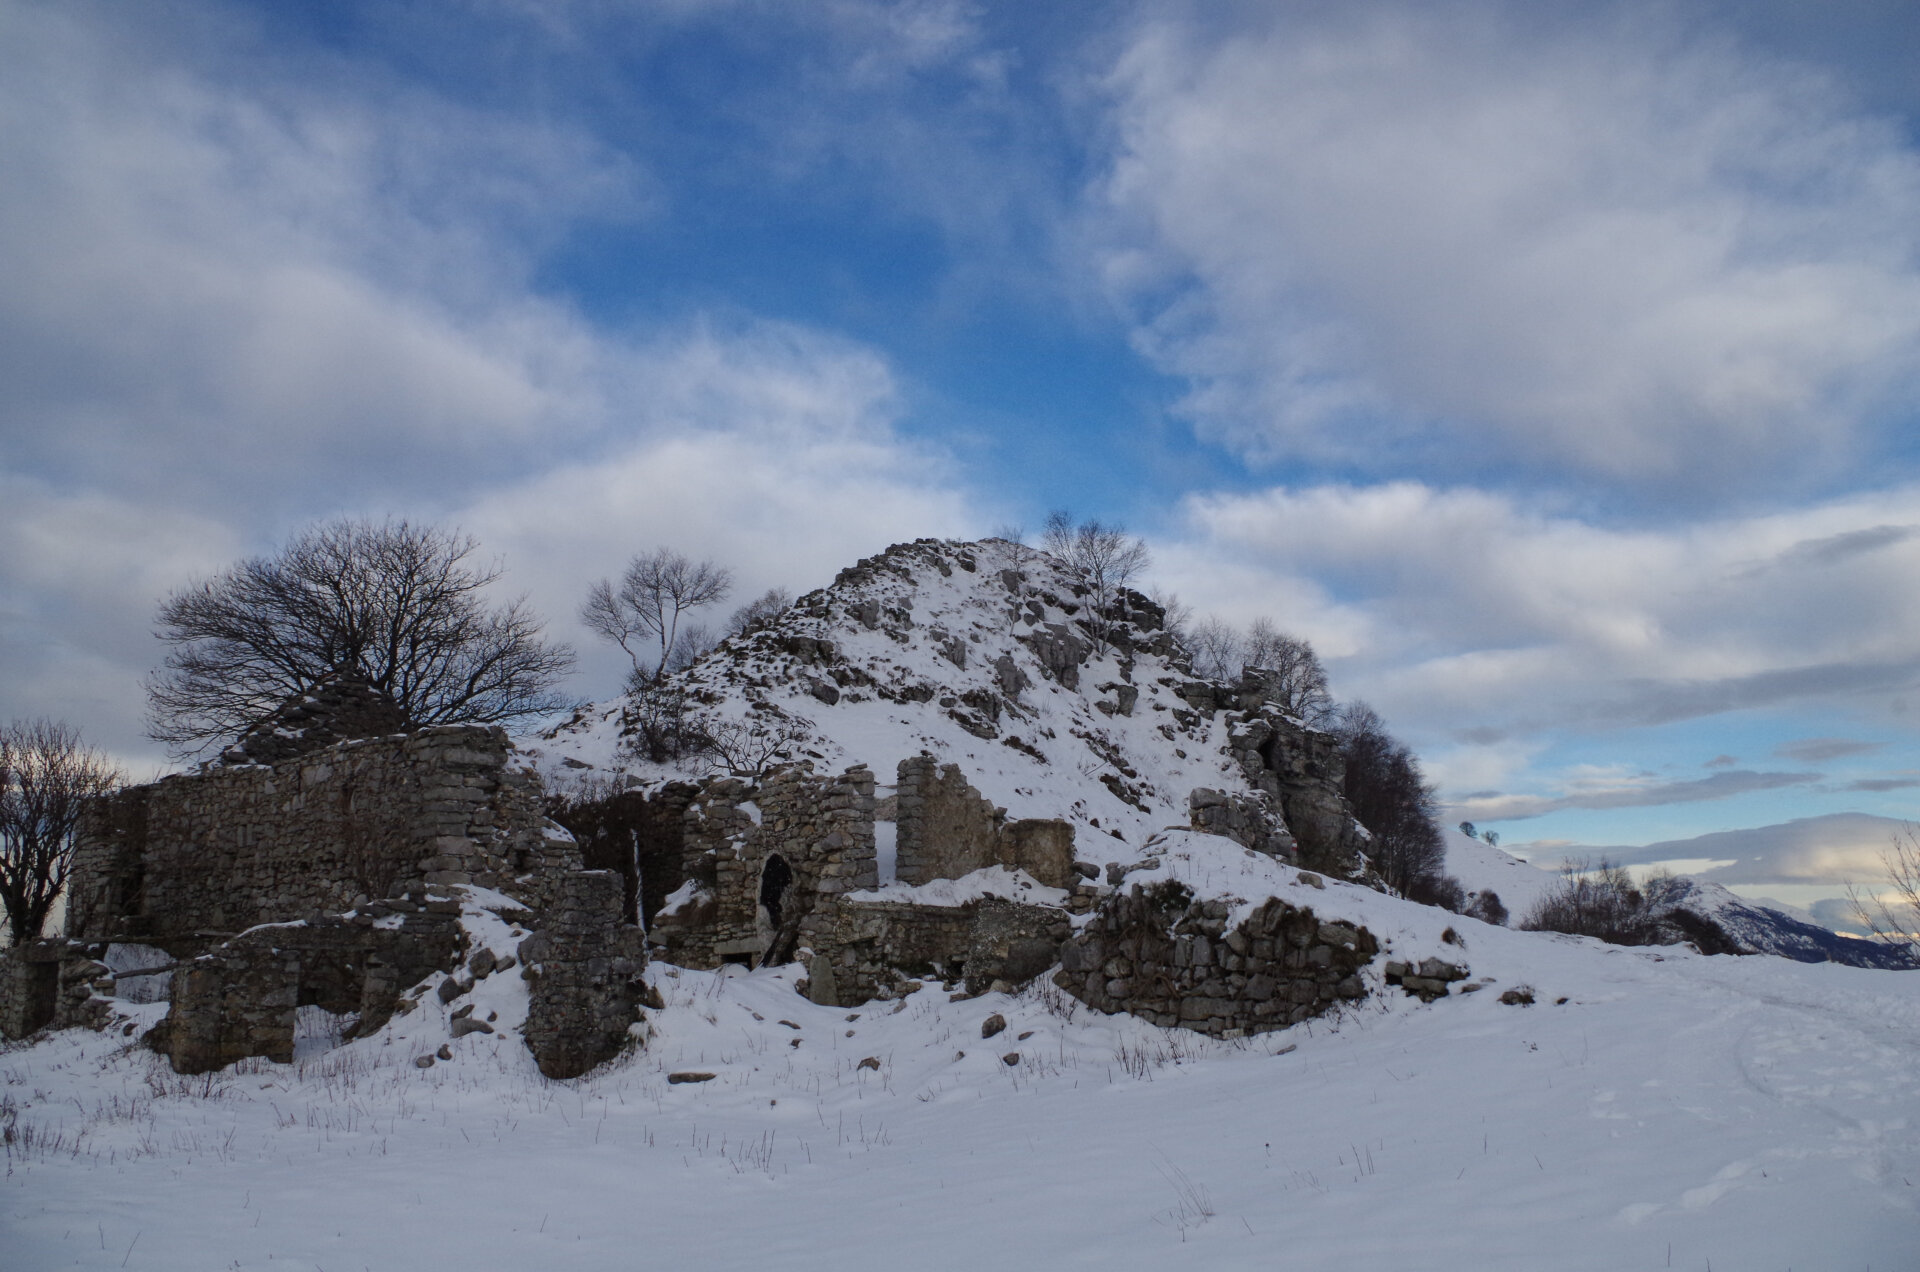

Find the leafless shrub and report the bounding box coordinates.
[1186,616,1242,680]
[617,683,709,765]
[148,518,572,753]
[1148,588,1193,642]
[1464,889,1509,926]
[702,714,812,779]
[664,623,719,673]
[724,587,792,637]
[1521,860,1667,945]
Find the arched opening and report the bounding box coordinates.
[758,854,794,932]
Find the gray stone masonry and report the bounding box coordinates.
[796,894,1070,1007]
[69,724,574,951]
[153,900,464,1073]
[0,941,63,1039]
[168,945,300,1074]
[219,671,413,767]
[894,755,1076,888]
[0,939,158,1041]
[519,870,650,1079]
[650,763,876,970]
[1057,883,1378,1038]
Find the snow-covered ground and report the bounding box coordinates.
[6,858,1916,1271]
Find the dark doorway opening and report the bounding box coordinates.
[759,855,794,930]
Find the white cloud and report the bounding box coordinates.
[1454,768,1819,822]
[456,322,986,698]
[0,3,987,765]
[1097,3,1920,495]
[0,1,642,513]
[1168,479,1920,799]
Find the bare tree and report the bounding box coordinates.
[582,549,733,683]
[1186,616,1243,680]
[725,587,793,636]
[0,720,120,946]
[1846,822,1920,956]
[1243,618,1333,724]
[1148,587,1193,642]
[1041,511,1150,652]
[148,519,574,753]
[1181,615,1332,722]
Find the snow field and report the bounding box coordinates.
[4,869,1916,1271]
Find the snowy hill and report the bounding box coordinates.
[530,535,1337,865]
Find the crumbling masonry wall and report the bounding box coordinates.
[1057,885,1377,1037]
[650,763,877,969]
[519,870,651,1079]
[797,894,1071,1007]
[894,755,1075,888]
[69,725,573,949]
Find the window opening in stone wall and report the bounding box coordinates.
[759,854,794,931]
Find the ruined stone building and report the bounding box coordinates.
[2,538,1400,1075]
[0,685,649,1080]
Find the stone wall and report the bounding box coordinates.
[797,898,977,1006]
[0,941,62,1039]
[549,782,697,927]
[895,755,1001,885]
[895,755,1076,888]
[168,945,301,1073]
[1056,883,1377,1037]
[650,764,877,969]
[0,940,141,1041]
[69,725,573,950]
[155,900,465,1074]
[797,894,1070,1007]
[519,870,650,1080]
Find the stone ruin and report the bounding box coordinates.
[2,660,1398,1072]
[1055,880,1378,1037]
[640,753,1089,1006]
[0,691,650,1080]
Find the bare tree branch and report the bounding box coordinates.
[0,720,120,946]
[1846,822,1920,955]
[147,518,574,753]
[582,549,733,682]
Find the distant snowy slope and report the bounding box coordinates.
[1440,827,1559,918]
[1658,875,1918,970]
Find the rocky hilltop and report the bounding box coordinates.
[532,536,1368,883]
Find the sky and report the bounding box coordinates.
[3,0,1918,866]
